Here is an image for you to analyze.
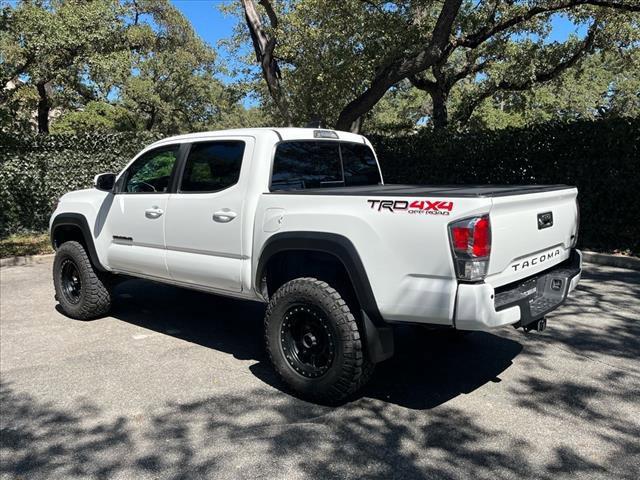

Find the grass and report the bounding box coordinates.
[0,233,53,258]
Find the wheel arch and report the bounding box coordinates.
[256,231,393,363]
[50,213,107,272]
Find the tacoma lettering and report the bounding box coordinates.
[511,249,561,272]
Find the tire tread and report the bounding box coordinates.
[264,277,371,403]
[53,241,111,320]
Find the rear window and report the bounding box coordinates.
[270,141,381,191]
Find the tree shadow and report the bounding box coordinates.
[3,376,637,479]
[518,265,640,367]
[6,264,639,479]
[105,278,523,410]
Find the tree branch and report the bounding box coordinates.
[455,21,600,125]
[1,56,35,96]
[409,74,437,93]
[453,58,490,84]
[258,0,278,29]
[457,0,638,49]
[335,0,463,131]
[241,0,292,125]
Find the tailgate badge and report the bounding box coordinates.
[537,212,553,230]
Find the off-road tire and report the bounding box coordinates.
[53,241,112,320]
[264,277,370,404]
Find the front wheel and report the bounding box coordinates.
[264,277,372,404]
[53,241,112,320]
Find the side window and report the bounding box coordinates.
[123,146,179,193]
[180,141,245,193]
[271,141,342,190]
[340,143,381,186]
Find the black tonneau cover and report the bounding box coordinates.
[269,184,574,198]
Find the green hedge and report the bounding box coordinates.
[1,119,638,253]
[371,118,640,254]
[0,132,163,237]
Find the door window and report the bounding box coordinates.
[179,141,245,193]
[122,146,179,193]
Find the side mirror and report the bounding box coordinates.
[94,173,116,192]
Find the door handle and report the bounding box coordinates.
[145,206,164,219]
[213,209,237,223]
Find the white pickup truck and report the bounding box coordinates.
[50,128,582,402]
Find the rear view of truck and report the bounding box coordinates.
[450,186,581,332]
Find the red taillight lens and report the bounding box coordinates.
[472,216,491,257]
[452,227,470,251]
[448,215,492,281]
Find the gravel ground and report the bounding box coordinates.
[1,258,638,480]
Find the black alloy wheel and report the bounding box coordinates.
[60,259,82,304]
[53,241,112,320]
[264,277,373,404]
[280,304,336,378]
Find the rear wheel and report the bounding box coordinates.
[264,277,371,404]
[53,241,112,320]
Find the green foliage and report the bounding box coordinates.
[1,0,258,135]
[462,50,640,130]
[50,101,136,133]
[228,1,640,131]
[371,117,640,254]
[0,131,163,236]
[2,119,638,255]
[1,0,130,129]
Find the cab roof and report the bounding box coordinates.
[149,128,368,148]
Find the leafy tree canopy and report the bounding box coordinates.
[0,0,257,134]
[232,0,640,132]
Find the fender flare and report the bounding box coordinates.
[50,213,107,272]
[256,231,393,362]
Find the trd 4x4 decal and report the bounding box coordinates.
[367,199,454,215]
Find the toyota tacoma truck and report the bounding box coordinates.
[50,128,582,403]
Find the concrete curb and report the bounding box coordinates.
[582,251,640,271]
[0,253,55,269]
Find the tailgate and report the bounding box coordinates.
[486,188,579,288]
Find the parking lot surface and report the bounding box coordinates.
[1,258,638,480]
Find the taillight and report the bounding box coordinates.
[448,215,491,281]
[571,197,580,247]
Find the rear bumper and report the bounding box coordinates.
[454,249,582,331]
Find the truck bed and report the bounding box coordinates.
[268,184,574,198]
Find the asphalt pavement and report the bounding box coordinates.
[1,258,638,480]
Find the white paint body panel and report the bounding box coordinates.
[163,137,256,291]
[107,193,169,277]
[50,127,581,329]
[456,250,582,331]
[486,188,578,287]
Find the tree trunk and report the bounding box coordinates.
[36,81,50,134]
[349,116,363,134]
[430,88,449,129]
[145,107,157,130]
[241,0,293,126]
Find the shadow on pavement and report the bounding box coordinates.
[103,278,523,410]
[9,265,635,479]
